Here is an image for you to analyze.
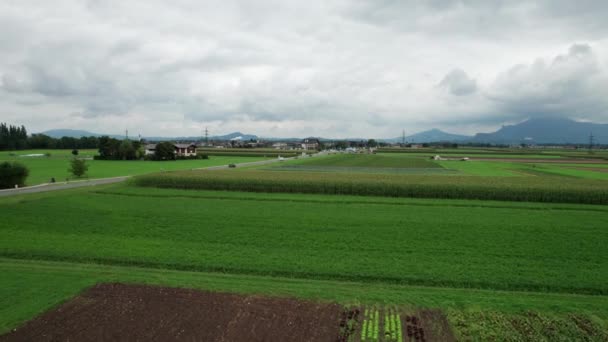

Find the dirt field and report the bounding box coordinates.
[1,283,455,342]
[1,283,343,342]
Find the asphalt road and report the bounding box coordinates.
[0,156,300,197]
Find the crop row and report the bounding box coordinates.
[133,170,608,204]
[361,307,404,342]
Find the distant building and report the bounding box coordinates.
[301,138,320,150]
[145,143,197,157]
[272,142,288,149]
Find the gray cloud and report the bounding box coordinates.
[439,69,477,96]
[0,1,607,137]
[486,43,608,122]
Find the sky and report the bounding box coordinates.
[1,0,608,139]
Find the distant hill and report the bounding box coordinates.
[39,129,258,141]
[40,129,116,138]
[383,129,471,143]
[472,117,608,144]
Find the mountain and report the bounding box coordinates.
[472,117,608,144]
[383,129,471,143]
[40,129,114,138]
[39,129,258,141]
[146,132,258,141]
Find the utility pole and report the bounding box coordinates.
[125,129,129,140]
[589,132,595,153]
[205,127,209,145]
[401,129,405,146]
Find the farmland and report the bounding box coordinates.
[2,150,608,340]
[0,149,269,186]
[0,182,608,337]
[134,168,608,204]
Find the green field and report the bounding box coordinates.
[1,184,607,338]
[0,149,269,185]
[134,168,608,204]
[2,149,608,340]
[288,154,442,168]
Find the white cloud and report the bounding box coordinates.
[0,0,607,138]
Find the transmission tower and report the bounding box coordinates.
[401,129,405,146]
[589,132,595,153]
[205,127,209,144]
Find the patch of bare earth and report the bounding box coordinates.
[1,283,344,342]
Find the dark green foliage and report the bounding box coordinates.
[0,123,27,150]
[154,141,176,160]
[71,149,78,156]
[0,161,29,188]
[97,136,141,160]
[68,158,88,177]
[134,170,608,204]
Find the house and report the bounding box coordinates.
[144,143,197,157]
[174,143,197,157]
[301,138,320,150]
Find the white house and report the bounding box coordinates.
[144,143,197,157]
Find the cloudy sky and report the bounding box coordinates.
[1,0,608,138]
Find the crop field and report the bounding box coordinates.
[2,148,608,340]
[1,183,608,339]
[134,168,608,204]
[0,149,269,185]
[269,154,456,174]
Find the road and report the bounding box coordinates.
[0,156,300,197]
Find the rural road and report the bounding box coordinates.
[0,156,302,197]
[0,176,130,197]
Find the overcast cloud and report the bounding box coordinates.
[1,0,608,138]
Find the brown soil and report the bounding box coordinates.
[1,283,344,342]
[416,309,455,342]
[470,158,607,164]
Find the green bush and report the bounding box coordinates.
[0,161,29,189]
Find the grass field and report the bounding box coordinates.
[0,149,269,185]
[286,154,442,168]
[1,184,607,339]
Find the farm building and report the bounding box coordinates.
[301,138,320,150]
[144,143,197,157]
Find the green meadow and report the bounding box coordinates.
[0,149,269,185]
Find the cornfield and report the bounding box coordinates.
[133,170,608,204]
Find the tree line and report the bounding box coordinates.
[0,123,101,150]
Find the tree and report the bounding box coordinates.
[154,142,176,160]
[335,141,348,150]
[118,139,136,160]
[69,158,88,177]
[367,139,378,148]
[0,162,29,188]
[72,149,79,156]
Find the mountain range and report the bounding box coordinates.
[40,117,608,144]
[40,129,258,142]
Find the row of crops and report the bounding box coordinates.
[133,170,608,204]
[360,308,404,342]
